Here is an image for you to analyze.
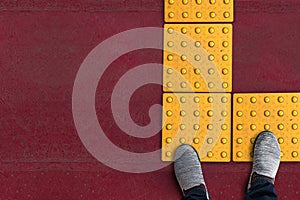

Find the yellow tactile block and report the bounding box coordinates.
[165,0,234,23]
[163,24,232,93]
[162,93,231,162]
[233,93,300,162]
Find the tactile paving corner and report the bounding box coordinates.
[233,93,300,162]
[162,93,231,162]
[163,24,232,93]
[164,0,234,23]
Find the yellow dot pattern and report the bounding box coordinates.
[164,24,233,92]
[162,93,231,162]
[233,93,300,162]
[165,0,234,22]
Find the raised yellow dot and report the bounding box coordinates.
[181,68,187,75]
[181,55,187,61]
[180,97,186,103]
[278,137,284,144]
[222,97,228,103]
[237,111,243,117]
[222,68,229,75]
[166,137,172,144]
[195,55,201,61]
[182,0,188,4]
[167,41,174,47]
[207,138,213,144]
[250,97,257,103]
[169,0,175,4]
[222,41,229,47]
[292,96,298,103]
[208,55,215,61]
[278,110,284,117]
[167,54,173,61]
[208,68,215,75]
[166,151,172,157]
[250,138,255,144]
[166,110,173,117]
[221,152,227,158]
[237,124,243,130]
[221,124,228,130]
[264,110,270,117]
[194,137,200,144]
[167,28,174,34]
[222,82,229,89]
[166,124,172,130]
[181,41,187,47]
[264,97,270,103]
[250,110,257,117]
[196,12,202,18]
[208,82,215,88]
[237,138,243,144]
[292,151,298,158]
[209,0,216,4]
[208,27,215,34]
[237,97,243,103]
[180,124,186,130]
[167,68,173,74]
[207,151,213,158]
[222,55,229,61]
[292,123,298,130]
[207,110,214,117]
[292,137,298,144]
[194,124,200,130]
[207,97,213,103]
[180,110,186,117]
[169,12,175,18]
[181,82,187,88]
[250,124,257,130]
[237,151,243,158]
[223,12,230,18]
[223,27,229,34]
[166,82,172,88]
[210,12,216,18]
[180,138,186,144]
[196,0,202,4]
[208,41,215,47]
[224,0,230,4]
[221,111,228,117]
[195,41,201,47]
[182,12,189,18]
[194,68,201,75]
[292,110,298,116]
[166,97,173,103]
[181,28,187,34]
[207,124,214,130]
[264,124,270,130]
[194,82,201,89]
[278,124,284,130]
[194,110,200,117]
[278,96,284,103]
[280,151,284,157]
[221,138,227,144]
[194,97,200,103]
[195,27,201,34]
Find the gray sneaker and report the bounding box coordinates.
[248,131,281,189]
[174,145,209,199]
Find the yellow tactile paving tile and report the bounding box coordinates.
[233,93,300,162]
[165,0,234,23]
[163,24,232,93]
[162,93,231,162]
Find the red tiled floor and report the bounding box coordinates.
[1,0,300,199]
